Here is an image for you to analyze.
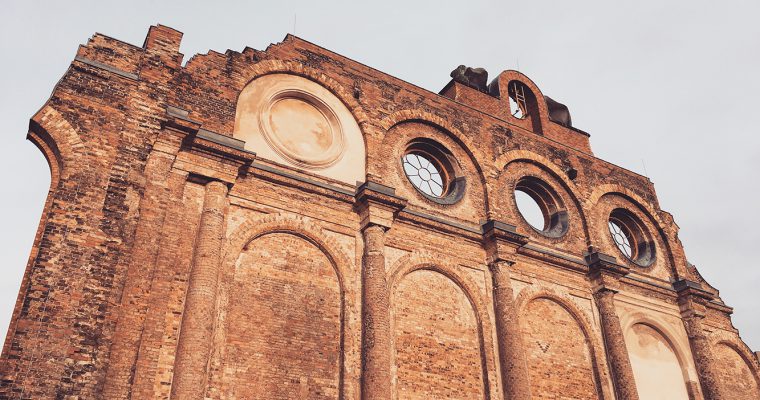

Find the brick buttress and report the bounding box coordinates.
[171,180,228,399]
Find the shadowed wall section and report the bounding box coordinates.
[626,324,689,400]
[522,297,598,399]
[221,233,342,399]
[392,269,485,399]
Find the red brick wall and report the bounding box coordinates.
[522,297,598,399]
[713,343,760,399]
[392,269,485,399]
[223,233,342,399]
[1,24,758,400]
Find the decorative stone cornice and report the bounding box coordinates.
[481,219,528,265]
[354,181,407,231]
[673,279,716,318]
[673,279,714,300]
[586,251,630,293]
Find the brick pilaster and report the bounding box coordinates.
[481,220,532,399]
[489,260,532,399]
[355,181,406,400]
[171,179,228,400]
[675,279,723,400]
[360,224,392,399]
[587,252,639,400]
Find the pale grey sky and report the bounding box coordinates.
[1,0,758,351]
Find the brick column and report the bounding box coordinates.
[361,223,392,399]
[594,288,639,400]
[587,252,639,400]
[675,280,722,400]
[481,220,532,399]
[171,180,228,400]
[355,182,406,400]
[489,260,532,399]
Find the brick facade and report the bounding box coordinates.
[1,24,759,399]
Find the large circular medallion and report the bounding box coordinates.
[260,90,344,168]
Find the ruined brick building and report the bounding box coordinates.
[1,24,759,399]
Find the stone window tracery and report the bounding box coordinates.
[401,139,465,205]
[608,208,656,267]
[402,153,445,197]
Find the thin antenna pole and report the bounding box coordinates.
[293,13,297,35]
[641,159,650,178]
[516,57,520,71]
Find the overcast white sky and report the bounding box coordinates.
[1,1,758,351]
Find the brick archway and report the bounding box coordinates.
[515,285,612,399]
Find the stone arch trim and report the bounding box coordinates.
[380,109,492,212]
[237,60,371,129]
[222,212,353,292]
[214,212,355,397]
[28,104,89,182]
[709,330,760,389]
[588,184,665,227]
[589,184,684,277]
[514,285,612,399]
[387,250,494,396]
[495,149,590,243]
[621,312,698,383]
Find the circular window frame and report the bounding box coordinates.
[608,208,656,267]
[513,176,569,238]
[259,88,345,169]
[401,139,465,205]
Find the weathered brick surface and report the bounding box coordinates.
[393,269,485,399]
[1,24,759,400]
[522,297,598,399]
[223,233,342,399]
[712,343,760,399]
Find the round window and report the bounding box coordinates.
[608,208,655,267]
[514,177,568,237]
[402,152,446,197]
[401,139,464,205]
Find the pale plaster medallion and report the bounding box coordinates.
[260,89,344,168]
[234,74,365,185]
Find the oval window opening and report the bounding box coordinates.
[515,189,546,230]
